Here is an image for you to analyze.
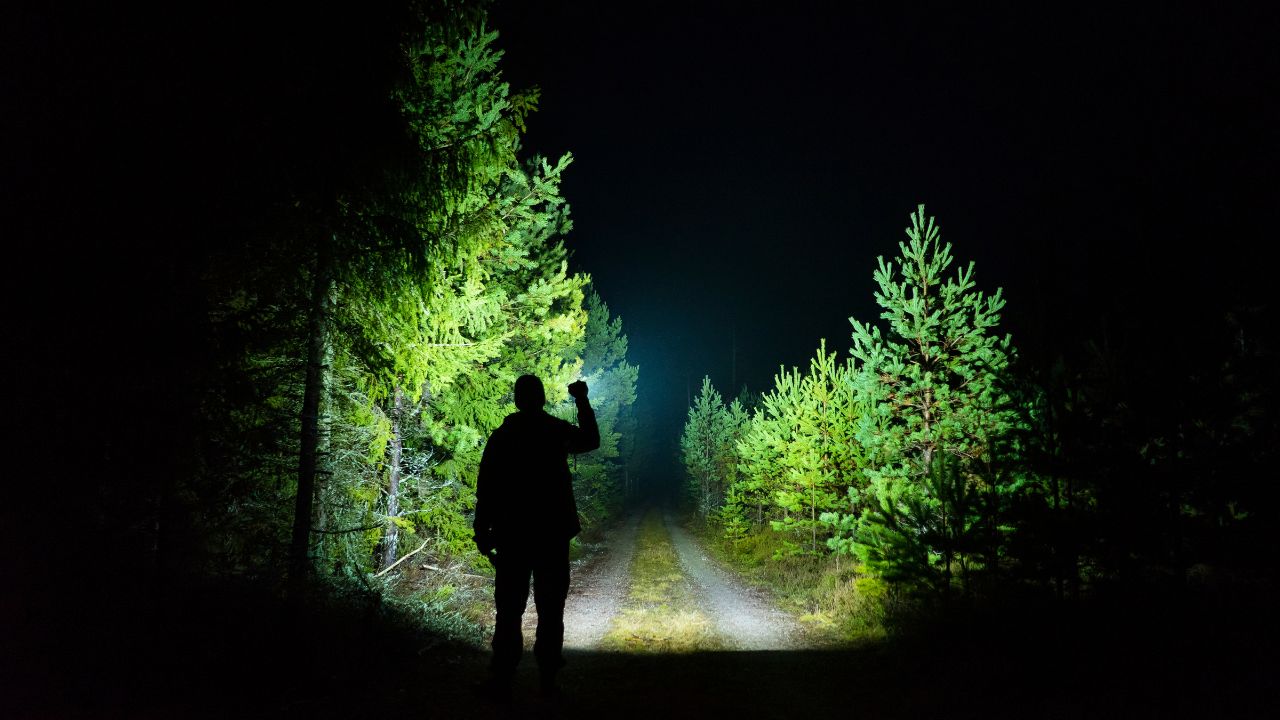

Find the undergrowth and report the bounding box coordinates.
[694,519,903,644]
[380,550,492,645]
[381,526,599,648]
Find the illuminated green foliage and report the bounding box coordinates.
[697,204,1023,593]
[716,342,864,555]
[195,4,636,590]
[682,377,747,518]
[840,204,1020,592]
[771,341,864,555]
[570,289,640,533]
[320,28,592,563]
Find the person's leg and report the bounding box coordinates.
[531,540,571,691]
[491,553,533,684]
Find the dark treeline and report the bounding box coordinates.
[683,204,1278,623]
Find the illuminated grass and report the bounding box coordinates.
[695,522,890,645]
[601,511,722,653]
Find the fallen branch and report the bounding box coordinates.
[375,540,430,578]
[419,563,487,580]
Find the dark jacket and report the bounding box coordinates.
[473,399,599,550]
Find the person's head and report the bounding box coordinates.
[513,374,546,412]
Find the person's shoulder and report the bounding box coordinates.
[489,413,521,437]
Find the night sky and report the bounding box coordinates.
[490,1,1280,484]
[7,1,1278,489]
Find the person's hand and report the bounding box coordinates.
[568,380,588,400]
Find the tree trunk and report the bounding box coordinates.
[811,474,818,554]
[314,332,336,562]
[381,384,405,571]
[289,241,332,593]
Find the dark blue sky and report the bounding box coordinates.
[491,1,1280,485]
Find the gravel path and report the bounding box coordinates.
[521,513,642,649]
[662,510,801,650]
[521,509,799,651]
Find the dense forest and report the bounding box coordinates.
[683,204,1278,627]
[160,4,640,595]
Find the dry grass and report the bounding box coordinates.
[387,548,494,640]
[696,520,895,644]
[601,511,723,652]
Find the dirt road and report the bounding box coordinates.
[661,510,800,650]
[522,508,798,652]
[561,513,641,649]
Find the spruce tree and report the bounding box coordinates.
[286,14,591,574]
[286,14,537,584]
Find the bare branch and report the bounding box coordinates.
[375,540,430,577]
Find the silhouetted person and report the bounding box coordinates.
[473,374,599,699]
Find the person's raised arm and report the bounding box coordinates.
[566,380,600,453]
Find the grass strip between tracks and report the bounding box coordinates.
[601,511,722,652]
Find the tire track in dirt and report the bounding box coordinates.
[520,513,642,649]
[520,508,799,652]
[663,511,801,650]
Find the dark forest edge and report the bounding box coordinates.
[681,203,1278,642]
[179,3,641,609]
[7,2,643,708]
[192,3,643,613]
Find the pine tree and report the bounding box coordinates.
[730,410,781,531]
[747,342,863,555]
[681,377,745,518]
[846,204,1019,593]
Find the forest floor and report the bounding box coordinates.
[422,509,1276,719]
[12,507,1277,719]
